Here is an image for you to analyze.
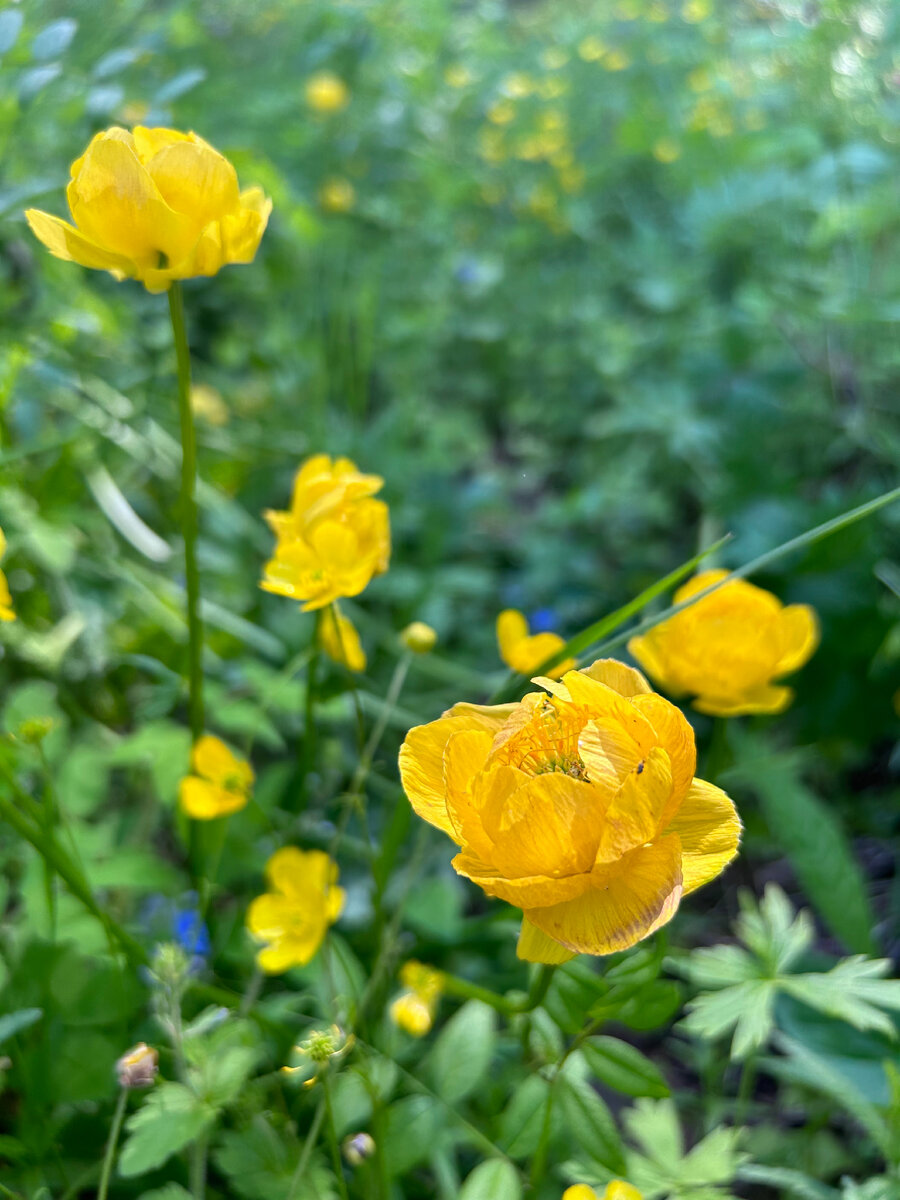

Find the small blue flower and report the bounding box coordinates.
[530,607,558,634]
[172,909,211,958]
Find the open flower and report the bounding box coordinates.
[246,847,345,973]
[305,72,350,113]
[389,960,443,1036]
[261,454,390,610]
[320,605,366,672]
[25,126,271,293]
[497,609,575,679]
[628,569,819,716]
[179,735,253,820]
[0,528,14,622]
[399,659,740,963]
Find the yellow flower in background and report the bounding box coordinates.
[444,63,473,88]
[318,177,356,213]
[320,605,367,672]
[488,100,516,125]
[628,569,819,716]
[653,138,681,163]
[389,960,443,1036]
[400,621,438,654]
[25,127,271,293]
[564,1184,642,1200]
[497,609,575,680]
[190,382,229,426]
[179,735,253,819]
[247,847,345,973]
[305,71,350,113]
[399,659,741,963]
[542,46,570,70]
[261,454,390,611]
[682,0,712,20]
[0,528,15,622]
[578,36,608,62]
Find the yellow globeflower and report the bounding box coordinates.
[320,605,367,672]
[179,735,253,819]
[190,382,229,426]
[628,569,819,716]
[25,127,271,293]
[305,71,350,114]
[318,177,355,213]
[247,847,345,973]
[497,609,575,680]
[399,659,741,963]
[261,454,390,611]
[0,528,15,622]
[389,961,443,1036]
[564,1185,642,1200]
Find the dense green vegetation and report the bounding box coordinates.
[1,1,900,1198]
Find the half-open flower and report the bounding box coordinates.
[628,569,819,716]
[399,659,740,963]
[497,608,574,679]
[25,126,271,292]
[246,847,345,973]
[179,735,253,820]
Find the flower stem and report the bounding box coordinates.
[286,1099,326,1200]
[297,611,321,811]
[439,964,556,1018]
[321,1073,350,1200]
[167,281,204,744]
[97,1088,127,1200]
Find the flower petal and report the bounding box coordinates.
[145,138,241,227]
[399,715,491,838]
[483,771,605,878]
[453,850,594,907]
[179,777,246,819]
[579,658,652,697]
[630,691,696,805]
[595,746,673,865]
[24,208,134,273]
[497,609,529,666]
[524,834,683,955]
[775,604,819,677]
[664,778,741,893]
[516,917,576,964]
[693,685,793,716]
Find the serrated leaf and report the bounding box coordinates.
[427,1000,496,1104]
[213,1118,336,1200]
[119,1083,214,1177]
[622,1098,683,1169]
[459,1159,522,1200]
[558,1076,626,1173]
[682,980,776,1059]
[783,959,900,1040]
[582,1036,669,1098]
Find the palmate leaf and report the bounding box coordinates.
[621,1100,744,1200]
[673,886,900,1060]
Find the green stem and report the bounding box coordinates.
[286,1100,326,1200]
[440,964,556,1018]
[735,1054,756,1126]
[297,612,322,810]
[321,1073,350,1200]
[0,778,146,967]
[96,1088,127,1200]
[190,1136,208,1200]
[167,282,204,744]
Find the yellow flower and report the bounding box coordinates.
[247,847,345,973]
[497,609,575,680]
[578,36,608,62]
[282,1024,355,1086]
[318,177,356,213]
[0,528,15,622]
[179,735,253,820]
[488,99,516,125]
[398,659,741,962]
[390,960,443,1036]
[320,605,366,672]
[444,64,472,88]
[261,454,390,611]
[682,0,711,19]
[542,47,570,70]
[502,72,535,98]
[628,569,819,716]
[564,1185,642,1200]
[190,382,229,426]
[400,621,438,654]
[652,138,681,163]
[25,127,271,293]
[305,71,350,113]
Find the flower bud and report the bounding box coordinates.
[18,717,55,745]
[342,1131,375,1165]
[116,1043,158,1089]
[400,621,437,655]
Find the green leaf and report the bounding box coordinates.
[622,1098,683,1169]
[427,1000,496,1104]
[138,1187,194,1200]
[681,980,777,1060]
[0,1008,42,1045]
[558,1075,626,1173]
[459,1159,522,1200]
[582,1036,670,1098]
[383,1095,445,1175]
[498,1075,554,1160]
[783,959,900,1040]
[737,1165,840,1200]
[213,1118,336,1200]
[119,1083,214,1177]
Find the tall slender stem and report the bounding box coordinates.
[297,612,321,810]
[167,281,204,744]
[97,1088,127,1200]
[321,1073,350,1200]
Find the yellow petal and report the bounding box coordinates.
[605,1183,643,1200]
[246,892,295,940]
[672,567,731,604]
[626,632,676,694]
[256,930,324,973]
[399,715,490,839]
[454,850,594,907]
[24,208,134,273]
[482,772,604,878]
[775,604,819,676]
[320,606,366,672]
[443,729,496,856]
[192,734,252,789]
[595,746,673,865]
[665,778,741,893]
[524,834,683,956]
[517,917,576,964]
[579,658,652,697]
[630,692,696,804]
[144,138,240,228]
[179,776,246,819]
[497,609,529,666]
[693,684,793,716]
[131,126,192,161]
[564,1188,600,1200]
[390,991,434,1036]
